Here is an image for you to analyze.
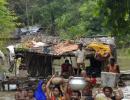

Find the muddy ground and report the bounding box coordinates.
[0,92,15,100]
[0,81,130,100]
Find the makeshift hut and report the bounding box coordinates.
[14,35,116,78]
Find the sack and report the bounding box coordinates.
[101,72,119,87]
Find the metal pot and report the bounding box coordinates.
[51,77,63,85]
[69,77,87,90]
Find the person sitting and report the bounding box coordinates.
[61,59,72,78]
[105,57,120,73]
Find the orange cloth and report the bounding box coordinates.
[51,96,63,100]
[54,41,78,55]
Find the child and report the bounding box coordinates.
[15,85,27,100]
[26,88,36,100]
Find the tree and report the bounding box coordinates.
[7,0,130,47]
[8,0,67,35]
[56,0,105,39]
[0,0,15,51]
[99,0,130,47]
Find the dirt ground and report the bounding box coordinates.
[0,92,15,100]
[0,81,130,100]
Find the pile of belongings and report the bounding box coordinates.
[18,41,48,49]
[54,41,78,55]
[87,42,111,60]
[31,41,48,47]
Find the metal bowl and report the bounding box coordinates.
[69,77,87,90]
[51,77,63,85]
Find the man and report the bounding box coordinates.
[103,86,123,100]
[105,57,120,73]
[104,57,120,87]
[61,59,72,78]
[70,90,81,100]
[75,43,85,75]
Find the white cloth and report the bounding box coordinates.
[75,49,85,63]
[7,45,15,61]
[7,45,15,54]
[70,57,78,69]
[61,57,78,69]
[32,41,48,47]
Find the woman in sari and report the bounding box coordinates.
[34,80,47,100]
[46,75,68,100]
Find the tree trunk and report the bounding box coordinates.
[50,11,56,35]
[25,0,29,28]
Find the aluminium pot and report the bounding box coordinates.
[51,77,63,85]
[69,77,87,90]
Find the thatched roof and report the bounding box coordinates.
[21,34,115,46]
[16,34,115,57]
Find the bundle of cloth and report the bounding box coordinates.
[87,42,111,60]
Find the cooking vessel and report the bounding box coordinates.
[69,77,87,90]
[51,77,63,85]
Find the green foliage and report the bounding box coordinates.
[56,0,106,39]
[0,0,15,51]
[0,0,15,32]
[8,0,67,35]
[97,0,130,46]
[7,0,130,47]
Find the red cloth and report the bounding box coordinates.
[61,64,71,73]
[90,78,96,85]
[67,88,72,97]
[51,96,55,100]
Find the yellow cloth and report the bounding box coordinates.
[87,42,111,57]
[95,93,111,100]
